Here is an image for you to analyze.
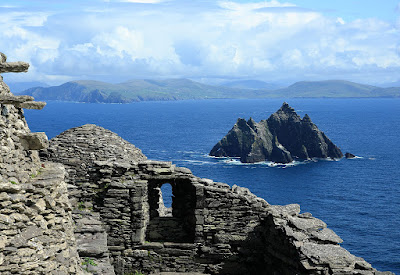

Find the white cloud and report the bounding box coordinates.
[218,0,296,10]
[92,27,145,59]
[336,17,345,25]
[0,12,49,27]
[1,0,400,85]
[107,0,164,3]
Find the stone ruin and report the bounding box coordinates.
[0,53,83,274]
[0,53,394,275]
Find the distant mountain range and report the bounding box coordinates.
[18,79,400,103]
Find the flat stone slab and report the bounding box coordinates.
[0,52,29,73]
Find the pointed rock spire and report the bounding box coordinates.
[302,114,312,123]
[278,102,295,113]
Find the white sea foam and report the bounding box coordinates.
[210,157,306,168]
[347,156,363,159]
[180,159,216,165]
[204,154,349,168]
[177,150,198,154]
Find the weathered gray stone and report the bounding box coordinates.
[18,132,49,150]
[311,228,343,244]
[76,231,108,257]
[0,182,22,193]
[11,225,43,247]
[289,216,327,232]
[0,94,34,104]
[19,101,46,110]
[0,53,29,73]
[300,243,365,270]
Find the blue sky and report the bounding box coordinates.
[1,0,400,85]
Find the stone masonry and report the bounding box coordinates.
[0,53,47,185]
[0,163,84,274]
[41,124,148,275]
[0,53,84,274]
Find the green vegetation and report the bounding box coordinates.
[77,201,92,212]
[10,181,18,185]
[81,257,97,272]
[30,168,43,178]
[77,201,85,211]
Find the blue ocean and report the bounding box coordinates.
[25,98,400,274]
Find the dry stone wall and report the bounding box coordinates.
[0,163,84,275]
[88,160,389,275]
[0,76,45,184]
[0,53,84,275]
[41,124,148,275]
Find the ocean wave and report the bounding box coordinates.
[179,159,217,165]
[177,150,199,154]
[347,156,364,159]
[207,156,306,168]
[195,154,361,168]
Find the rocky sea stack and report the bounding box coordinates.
[210,102,343,163]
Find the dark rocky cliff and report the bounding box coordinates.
[210,102,343,163]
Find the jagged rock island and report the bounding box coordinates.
[210,102,343,163]
[0,53,393,274]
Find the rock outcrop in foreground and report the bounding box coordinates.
[0,53,393,275]
[210,102,343,163]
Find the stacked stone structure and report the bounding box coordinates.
[0,163,84,274]
[0,53,47,184]
[40,124,148,275]
[0,53,84,274]
[0,53,394,275]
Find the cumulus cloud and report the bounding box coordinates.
[1,0,400,85]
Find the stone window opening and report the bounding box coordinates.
[146,179,197,243]
[158,183,173,217]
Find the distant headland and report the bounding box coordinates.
[16,78,400,103]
